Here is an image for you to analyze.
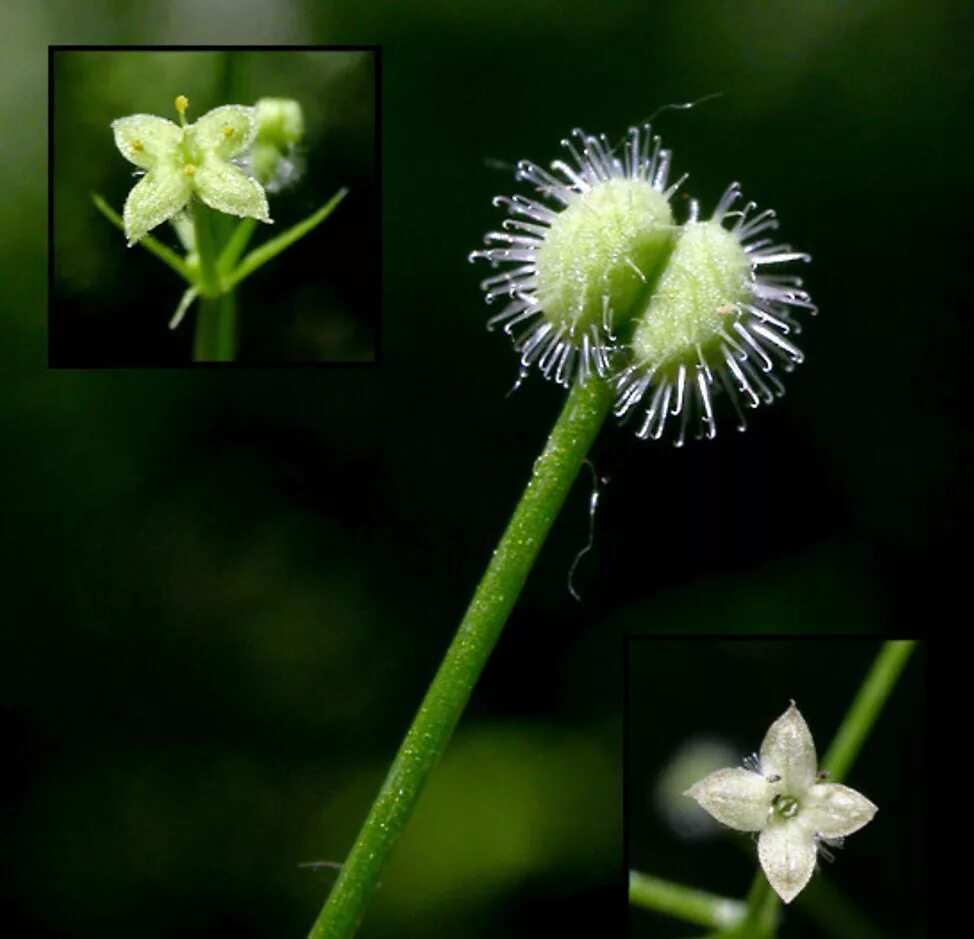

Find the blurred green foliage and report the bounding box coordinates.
[4,1,965,937]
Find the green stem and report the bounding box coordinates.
[308,377,616,939]
[190,199,237,362]
[216,291,237,359]
[192,292,237,362]
[192,198,221,299]
[800,875,890,939]
[736,875,778,937]
[218,217,258,274]
[629,871,746,929]
[822,640,915,782]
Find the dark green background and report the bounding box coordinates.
[4,1,961,937]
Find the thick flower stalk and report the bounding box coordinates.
[685,702,877,904]
[112,95,271,246]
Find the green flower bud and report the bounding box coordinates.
[256,97,305,148]
[252,97,305,191]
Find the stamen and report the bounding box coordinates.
[174,95,189,126]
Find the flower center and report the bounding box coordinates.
[533,177,674,336]
[772,793,800,819]
[629,220,751,374]
[178,133,205,170]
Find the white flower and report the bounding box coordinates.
[684,702,877,904]
[111,95,271,246]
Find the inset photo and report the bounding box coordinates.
[50,46,379,366]
[626,638,924,939]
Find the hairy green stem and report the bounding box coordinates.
[308,377,616,939]
[629,871,746,929]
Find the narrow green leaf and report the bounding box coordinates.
[224,187,349,291]
[169,285,199,330]
[91,193,196,284]
[629,870,746,929]
[218,217,258,275]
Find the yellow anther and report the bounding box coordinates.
[132,139,144,151]
[175,95,189,126]
[222,126,234,138]
[183,163,197,178]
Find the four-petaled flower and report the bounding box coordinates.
[684,701,877,903]
[111,95,271,246]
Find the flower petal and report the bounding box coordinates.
[194,162,271,222]
[112,114,182,169]
[122,166,192,246]
[803,783,877,838]
[760,702,817,792]
[758,818,817,903]
[684,768,773,832]
[191,105,257,159]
